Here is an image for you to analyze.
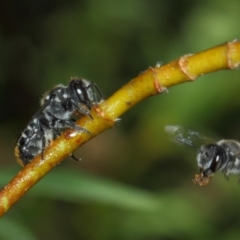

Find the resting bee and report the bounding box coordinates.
[165,125,240,186]
[15,78,102,166]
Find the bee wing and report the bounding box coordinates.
[165,125,211,151]
[14,99,51,143]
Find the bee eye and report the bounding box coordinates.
[210,155,219,172]
[210,148,225,173]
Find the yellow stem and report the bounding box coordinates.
[0,40,240,217]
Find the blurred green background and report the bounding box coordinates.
[1,0,240,239]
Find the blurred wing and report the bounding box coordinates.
[165,125,210,151]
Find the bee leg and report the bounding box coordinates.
[224,171,229,181]
[39,120,52,160]
[40,130,48,160]
[57,119,91,134]
[70,153,81,161]
[70,100,93,119]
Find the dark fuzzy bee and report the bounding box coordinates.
[15,78,102,166]
[165,125,240,186]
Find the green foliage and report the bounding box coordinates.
[1,0,240,239]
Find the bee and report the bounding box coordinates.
[165,125,240,186]
[15,78,102,166]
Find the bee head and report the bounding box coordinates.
[197,144,227,177]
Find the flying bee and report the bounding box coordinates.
[15,78,103,166]
[165,125,240,186]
